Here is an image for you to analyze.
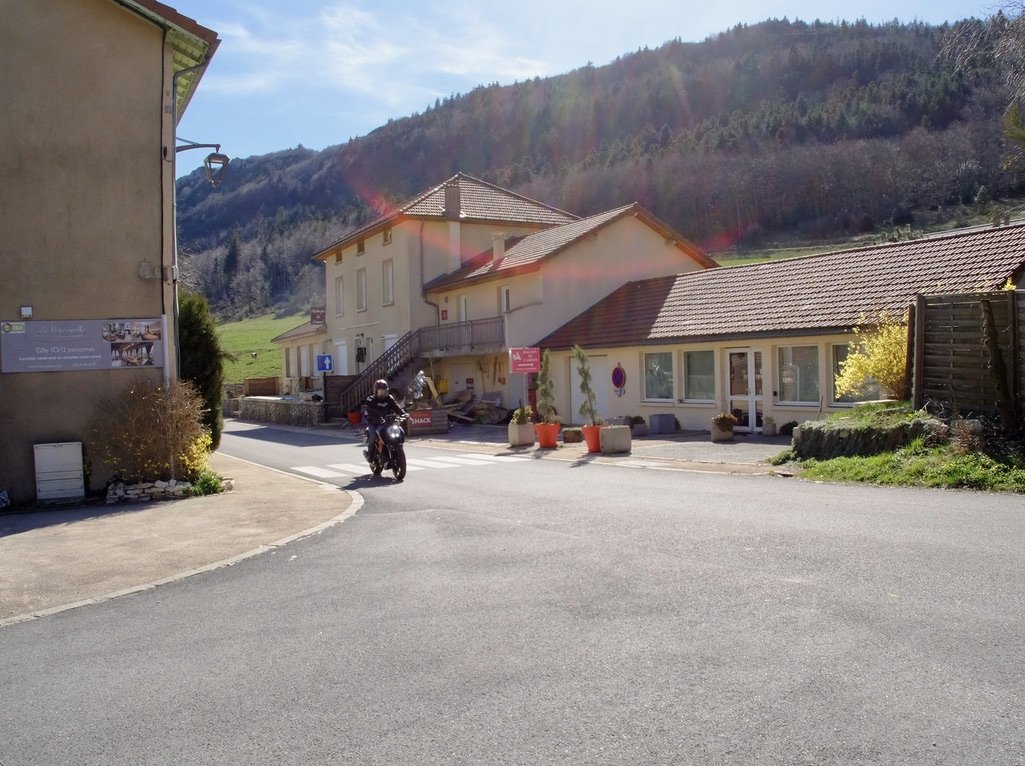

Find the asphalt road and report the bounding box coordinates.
[2,425,1023,765]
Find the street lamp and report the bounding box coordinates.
[176,138,230,186]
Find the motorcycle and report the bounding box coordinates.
[364,413,408,481]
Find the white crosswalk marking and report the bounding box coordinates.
[405,458,458,469]
[427,455,500,466]
[292,452,526,479]
[293,466,346,479]
[325,463,384,474]
[468,454,530,463]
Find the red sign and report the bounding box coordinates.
[509,347,541,373]
[310,307,326,325]
[441,309,448,321]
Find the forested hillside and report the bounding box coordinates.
[176,16,1018,317]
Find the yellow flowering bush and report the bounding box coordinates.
[835,311,909,401]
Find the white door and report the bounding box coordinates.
[726,349,763,432]
[382,333,398,352]
[570,355,609,426]
[334,341,349,375]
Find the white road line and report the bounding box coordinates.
[293,466,345,478]
[405,458,459,469]
[325,463,374,474]
[427,455,500,466]
[463,454,530,463]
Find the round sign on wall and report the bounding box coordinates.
[612,364,626,396]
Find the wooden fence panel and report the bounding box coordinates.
[912,291,1020,416]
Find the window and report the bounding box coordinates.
[500,286,512,313]
[357,240,365,255]
[334,253,343,264]
[644,352,674,400]
[777,345,820,403]
[683,350,715,401]
[356,267,367,312]
[382,228,392,245]
[382,259,394,305]
[459,295,469,322]
[334,276,344,316]
[832,344,882,404]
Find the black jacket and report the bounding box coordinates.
[362,393,405,424]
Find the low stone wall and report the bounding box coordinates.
[105,476,236,504]
[792,417,944,460]
[238,396,325,427]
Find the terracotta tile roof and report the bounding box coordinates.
[424,203,718,291]
[271,321,327,343]
[538,223,1025,349]
[313,173,576,260]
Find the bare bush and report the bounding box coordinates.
[86,378,211,483]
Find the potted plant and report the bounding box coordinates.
[562,427,583,443]
[711,411,737,442]
[534,349,561,448]
[572,344,602,452]
[628,415,648,437]
[508,406,535,447]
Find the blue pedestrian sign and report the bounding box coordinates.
[316,354,333,373]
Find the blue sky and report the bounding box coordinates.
[170,0,998,176]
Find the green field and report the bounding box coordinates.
[216,313,306,384]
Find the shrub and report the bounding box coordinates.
[187,468,224,496]
[712,412,737,429]
[511,406,532,425]
[835,311,908,401]
[86,378,211,483]
[179,291,229,449]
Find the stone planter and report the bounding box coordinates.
[599,424,631,454]
[508,421,535,447]
[562,427,583,443]
[711,424,734,442]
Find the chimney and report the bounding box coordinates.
[444,181,461,219]
[492,232,506,261]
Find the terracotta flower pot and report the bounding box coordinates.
[582,424,602,452]
[535,422,560,449]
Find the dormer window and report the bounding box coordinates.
[357,240,365,255]
[334,253,343,264]
[382,228,392,246]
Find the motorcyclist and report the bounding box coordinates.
[362,379,406,460]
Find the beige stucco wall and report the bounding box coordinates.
[321,217,547,375]
[0,0,178,501]
[545,332,863,429]
[429,215,708,348]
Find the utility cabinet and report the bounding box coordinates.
[34,442,85,502]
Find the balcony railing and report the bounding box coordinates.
[420,316,506,355]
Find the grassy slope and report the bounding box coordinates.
[216,313,306,384]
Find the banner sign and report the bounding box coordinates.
[310,307,326,325]
[1,318,164,373]
[509,347,541,374]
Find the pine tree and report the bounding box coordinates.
[178,291,228,448]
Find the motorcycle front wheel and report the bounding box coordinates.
[391,445,407,482]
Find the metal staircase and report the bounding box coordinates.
[332,317,506,418]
